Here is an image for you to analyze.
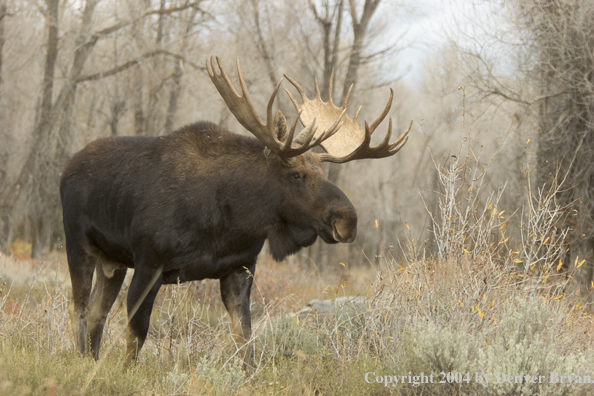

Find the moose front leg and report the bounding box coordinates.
[125,267,163,364]
[220,262,256,368]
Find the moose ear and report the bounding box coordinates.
[273,110,288,142]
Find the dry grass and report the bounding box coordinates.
[2,238,594,395]
[0,250,379,396]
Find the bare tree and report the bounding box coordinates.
[313,0,386,190]
[310,0,344,102]
[453,0,594,285]
[0,0,205,257]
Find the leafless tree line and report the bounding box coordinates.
[0,0,410,264]
[450,0,594,286]
[4,0,593,289]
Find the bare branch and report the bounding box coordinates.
[77,50,203,82]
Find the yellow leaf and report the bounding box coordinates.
[340,262,346,267]
[543,236,550,244]
[542,274,550,283]
[513,259,523,263]
[493,316,497,325]
[463,248,470,255]
[557,260,563,272]
[576,259,586,269]
[526,168,531,174]
[396,268,404,273]
[375,219,379,229]
[567,315,572,325]
[478,309,484,318]
[553,295,563,300]
[405,222,409,230]
[575,289,580,295]
[468,186,472,192]
[296,316,300,325]
[488,203,493,210]
[526,138,531,144]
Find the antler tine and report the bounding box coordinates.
[235,58,260,122]
[342,82,353,110]
[316,116,413,164]
[292,119,318,148]
[266,78,284,136]
[283,74,308,103]
[314,76,322,99]
[353,105,361,123]
[372,117,393,149]
[368,88,394,134]
[281,112,303,152]
[389,120,412,152]
[207,56,269,136]
[316,129,371,164]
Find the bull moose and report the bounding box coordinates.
[60,56,411,365]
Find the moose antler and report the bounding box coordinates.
[285,71,412,163]
[206,57,345,159]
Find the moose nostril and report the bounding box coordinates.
[332,220,343,242]
[332,216,357,243]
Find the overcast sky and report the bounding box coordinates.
[388,0,490,84]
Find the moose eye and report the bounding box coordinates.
[291,172,301,180]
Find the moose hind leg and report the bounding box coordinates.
[87,259,127,360]
[66,246,95,355]
[220,262,256,367]
[125,268,163,363]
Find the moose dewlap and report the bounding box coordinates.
[60,56,412,366]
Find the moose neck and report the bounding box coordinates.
[167,123,325,262]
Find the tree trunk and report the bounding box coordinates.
[164,58,183,135]
[328,0,380,186]
[7,0,99,258]
[0,0,60,255]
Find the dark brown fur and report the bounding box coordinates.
[60,121,357,364]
